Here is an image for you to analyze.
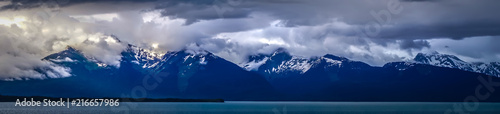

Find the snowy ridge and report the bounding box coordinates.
[413,52,500,77]
[182,54,208,65]
[154,48,215,70]
[83,56,111,68]
[243,57,269,71]
[323,57,343,67]
[241,49,347,74]
[128,45,164,68]
[49,57,77,63]
[180,49,217,65]
[269,57,319,74]
[414,52,474,71]
[384,62,417,71]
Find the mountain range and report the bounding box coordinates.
[413,52,500,77]
[1,43,499,102]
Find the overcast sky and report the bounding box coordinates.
[0,0,499,79]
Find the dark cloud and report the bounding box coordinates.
[399,40,430,49]
[3,0,500,40]
[0,0,156,10]
[400,0,439,2]
[148,0,500,40]
[154,1,251,25]
[151,0,301,25]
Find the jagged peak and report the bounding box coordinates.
[274,47,288,53]
[127,44,136,48]
[415,53,425,57]
[108,34,122,43]
[127,43,165,56]
[43,46,86,61]
[64,46,79,52]
[414,52,465,63]
[323,54,348,61]
[271,47,290,55]
[245,47,292,62]
[411,52,500,77]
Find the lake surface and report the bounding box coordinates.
[1,102,500,114]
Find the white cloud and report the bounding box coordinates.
[201,19,413,66]
[73,33,126,67]
[70,13,119,23]
[0,7,126,79]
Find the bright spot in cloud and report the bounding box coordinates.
[142,10,161,23]
[70,13,119,23]
[0,17,26,27]
[105,36,117,43]
[258,38,287,46]
[87,35,101,43]
[152,43,159,49]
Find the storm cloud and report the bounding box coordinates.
[0,0,498,79]
[4,0,500,39]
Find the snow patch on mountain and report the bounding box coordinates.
[199,57,207,65]
[243,57,269,71]
[96,63,108,67]
[413,52,500,77]
[49,57,77,63]
[181,54,210,66]
[128,45,164,68]
[241,49,354,74]
[414,52,473,70]
[384,62,417,71]
[272,57,316,74]
[324,57,342,67]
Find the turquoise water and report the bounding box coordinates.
[1,102,500,114]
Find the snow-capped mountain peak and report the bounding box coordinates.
[241,48,315,74]
[44,46,85,63]
[241,49,351,74]
[413,52,473,71]
[413,52,500,77]
[322,56,343,67]
[154,48,218,70]
[126,44,164,68]
[270,56,318,74]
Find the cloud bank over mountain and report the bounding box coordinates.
[0,0,499,79]
[0,7,126,79]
